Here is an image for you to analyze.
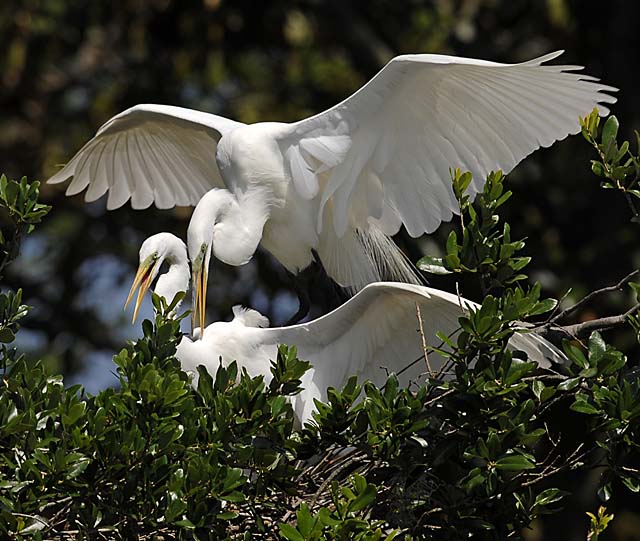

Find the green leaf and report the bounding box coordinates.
[279,523,305,541]
[588,332,607,365]
[558,377,581,391]
[463,468,486,492]
[622,476,640,493]
[598,483,612,502]
[416,255,453,275]
[62,401,86,428]
[529,298,558,317]
[570,395,599,415]
[0,328,15,343]
[446,230,458,256]
[602,115,619,146]
[349,484,377,513]
[532,380,545,401]
[562,341,588,369]
[534,488,568,508]
[495,454,535,471]
[591,161,606,177]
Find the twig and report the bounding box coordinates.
[309,453,365,509]
[416,303,434,376]
[11,512,50,529]
[455,281,464,312]
[540,303,640,341]
[423,388,455,407]
[540,288,574,324]
[549,269,640,324]
[521,443,593,487]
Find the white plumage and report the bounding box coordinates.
[49,52,617,303]
[128,233,566,425]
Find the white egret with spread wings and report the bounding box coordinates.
[51,51,616,329]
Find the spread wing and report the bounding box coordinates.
[260,283,565,420]
[278,51,617,237]
[47,104,245,210]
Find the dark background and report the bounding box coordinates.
[1,1,639,538]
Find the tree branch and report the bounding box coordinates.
[538,303,640,342]
[549,269,640,324]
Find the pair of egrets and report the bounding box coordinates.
[49,51,614,422]
[124,232,563,424]
[49,51,616,327]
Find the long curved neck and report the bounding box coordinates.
[192,188,271,267]
[154,260,190,310]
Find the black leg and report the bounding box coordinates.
[284,250,349,325]
[311,249,349,308]
[286,277,311,325]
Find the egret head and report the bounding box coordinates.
[125,232,187,323]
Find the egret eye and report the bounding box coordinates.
[192,244,207,271]
[140,253,157,268]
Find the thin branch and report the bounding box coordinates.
[549,269,640,324]
[540,303,640,341]
[521,443,594,488]
[540,287,574,324]
[423,388,455,407]
[309,452,365,509]
[416,302,434,376]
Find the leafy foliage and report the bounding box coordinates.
[586,506,615,541]
[1,168,639,540]
[0,175,50,276]
[279,475,398,541]
[419,170,550,303]
[0,293,307,539]
[581,109,640,222]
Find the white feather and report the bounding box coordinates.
[50,52,616,293]
[279,51,616,239]
[141,233,565,425]
[48,104,244,209]
[180,281,567,425]
[231,305,270,328]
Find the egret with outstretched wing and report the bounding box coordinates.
[127,233,565,424]
[52,52,617,330]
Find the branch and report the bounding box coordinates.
[549,269,640,324]
[416,302,434,376]
[539,303,640,342]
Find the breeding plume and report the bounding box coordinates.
[127,233,565,424]
[50,51,616,327]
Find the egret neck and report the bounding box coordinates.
[188,187,270,335]
[125,232,190,323]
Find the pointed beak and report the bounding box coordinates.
[125,259,156,324]
[192,263,208,338]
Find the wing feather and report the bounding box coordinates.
[47,104,245,209]
[134,130,184,207]
[65,139,96,196]
[278,52,617,238]
[255,283,565,422]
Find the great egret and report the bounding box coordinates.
[50,51,616,330]
[127,233,565,424]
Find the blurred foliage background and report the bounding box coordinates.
[0,0,638,374]
[1,0,639,539]
[2,0,639,386]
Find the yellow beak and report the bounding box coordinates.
[192,264,208,337]
[125,260,156,324]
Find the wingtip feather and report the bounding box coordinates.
[47,168,72,185]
